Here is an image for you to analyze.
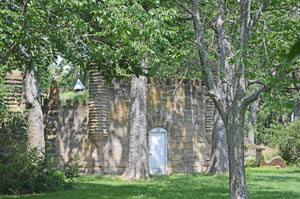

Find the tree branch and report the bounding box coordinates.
[242,83,270,108]
[216,0,226,78]
[190,0,226,119]
[173,65,189,97]
[247,79,265,87]
[174,0,195,16]
[248,0,270,35]
[176,14,193,21]
[237,0,251,95]
[206,90,227,122]
[191,0,211,67]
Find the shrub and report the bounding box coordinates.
[0,149,72,194]
[0,104,78,195]
[62,158,80,179]
[245,157,257,168]
[271,119,300,164]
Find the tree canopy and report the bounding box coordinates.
[1,0,300,198]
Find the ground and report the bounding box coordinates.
[1,167,299,199]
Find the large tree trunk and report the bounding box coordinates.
[206,109,229,174]
[182,0,271,198]
[23,66,45,152]
[247,99,260,144]
[227,105,248,199]
[122,58,150,180]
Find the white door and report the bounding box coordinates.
[149,128,167,175]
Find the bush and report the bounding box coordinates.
[245,157,257,168]
[0,105,78,195]
[0,149,73,194]
[62,158,80,179]
[271,119,300,164]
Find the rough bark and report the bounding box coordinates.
[206,109,229,174]
[176,0,270,198]
[122,58,150,180]
[23,66,45,152]
[227,105,248,199]
[247,98,260,144]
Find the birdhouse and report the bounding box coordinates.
[74,79,85,91]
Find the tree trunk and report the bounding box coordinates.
[247,98,260,144]
[182,0,271,198]
[227,105,248,199]
[23,66,45,152]
[206,109,229,174]
[290,100,300,122]
[122,58,150,180]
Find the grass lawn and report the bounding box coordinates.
[1,167,300,199]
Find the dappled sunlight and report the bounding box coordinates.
[43,75,214,175]
[246,168,300,199]
[2,168,300,199]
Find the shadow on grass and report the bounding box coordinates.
[1,168,300,199]
[74,182,228,199]
[247,168,300,199]
[0,174,228,199]
[250,190,300,199]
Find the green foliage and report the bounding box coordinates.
[254,107,281,145]
[55,0,193,80]
[244,142,250,151]
[1,0,193,90]
[61,158,81,179]
[253,99,295,145]
[0,106,28,153]
[286,38,300,62]
[270,119,300,164]
[0,149,71,195]
[245,157,257,168]
[0,106,77,195]
[59,90,89,105]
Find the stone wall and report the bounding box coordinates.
[43,80,61,164]
[77,72,214,174]
[3,70,24,112]
[3,70,268,174]
[44,96,97,172]
[32,73,215,174]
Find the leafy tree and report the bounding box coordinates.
[173,0,300,198]
[58,0,192,179]
[1,0,46,151]
[2,0,191,179]
[270,119,300,164]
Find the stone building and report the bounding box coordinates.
[3,70,24,112]
[5,70,215,175]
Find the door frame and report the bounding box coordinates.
[149,127,168,175]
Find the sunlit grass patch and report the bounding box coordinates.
[1,167,300,199]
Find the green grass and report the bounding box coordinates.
[1,167,300,199]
